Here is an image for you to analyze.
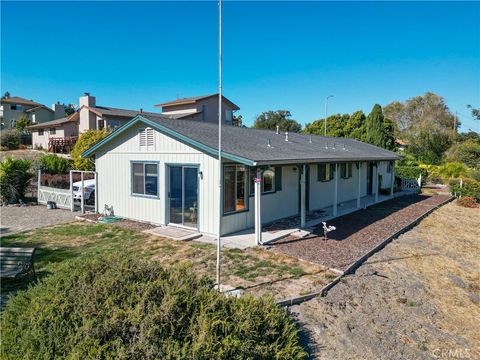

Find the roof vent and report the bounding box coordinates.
[267,138,272,147]
[309,135,312,144]
[285,132,289,142]
[342,144,346,150]
[333,143,336,149]
[276,125,280,134]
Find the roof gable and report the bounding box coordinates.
[1,96,43,106]
[155,94,240,110]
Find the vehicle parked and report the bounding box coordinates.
[72,179,95,204]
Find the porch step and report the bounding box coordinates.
[143,226,201,241]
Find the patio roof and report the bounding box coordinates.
[82,114,401,165]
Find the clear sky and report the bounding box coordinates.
[1,1,479,131]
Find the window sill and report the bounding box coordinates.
[131,193,159,199]
[223,209,249,217]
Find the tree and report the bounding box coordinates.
[71,129,110,171]
[467,105,480,121]
[15,116,32,133]
[345,110,367,141]
[232,114,244,127]
[253,110,302,133]
[0,157,34,203]
[303,113,352,137]
[64,104,76,116]
[2,91,10,99]
[444,139,480,169]
[364,104,395,150]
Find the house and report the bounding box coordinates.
[82,113,401,243]
[155,94,239,125]
[0,95,65,129]
[29,93,161,152]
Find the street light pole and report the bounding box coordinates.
[324,95,334,137]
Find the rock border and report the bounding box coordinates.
[276,195,454,307]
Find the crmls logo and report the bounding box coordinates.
[432,348,471,359]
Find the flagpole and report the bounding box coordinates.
[216,0,222,291]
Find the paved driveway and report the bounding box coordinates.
[0,205,78,237]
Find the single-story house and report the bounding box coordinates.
[29,112,79,150]
[82,114,401,243]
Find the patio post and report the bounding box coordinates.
[390,162,395,197]
[333,163,338,217]
[300,164,306,227]
[356,162,361,208]
[254,168,262,245]
[374,163,379,203]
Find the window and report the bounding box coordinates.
[340,163,353,179]
[224,165,247,213]
[225,110,233,124]
[98,119,105,130]
[131,162,158,197]
[11,104,23,111]
[38,129,44,136]
[249,167,279,195]
[318,163,332,182]
[49,128,56,135]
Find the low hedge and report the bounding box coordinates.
[1,254,307,360]
[449,178,480,202]
[395,165,428,182]
[40,154,72,175]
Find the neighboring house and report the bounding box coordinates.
[28,93,160,152]
[0,96,65,129]
[155,94,240,125]
[82,114,400,242]
[29,112,79,150]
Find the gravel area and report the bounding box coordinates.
[0,205,77,236]
[78,213,157,231]
[269,194,452,270]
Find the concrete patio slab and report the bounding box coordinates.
[143,226,201,241]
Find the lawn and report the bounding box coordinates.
[1,222,334,304]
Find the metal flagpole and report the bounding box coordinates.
[216,0,222,291]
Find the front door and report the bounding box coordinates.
[169,166,199,229]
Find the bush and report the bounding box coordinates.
[71,129,109,171]
[449,178,480,202]
[395,165,427,181]
[444,139,480,169]
[1,254,306,359]
[0,157,34,203]
[40,154,72,174]
[0,129,20,150]
[456,196,478,208]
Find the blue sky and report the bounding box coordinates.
[2,1,479,131]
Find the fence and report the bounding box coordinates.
[400,174,422,192]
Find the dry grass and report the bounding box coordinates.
[1,222,335,302]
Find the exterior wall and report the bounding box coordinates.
[162,97,236,124]
[1,103,36,129]
[377,161,394,189]
[221,165,300,235]
[95,122,220,236]
[28,107,54,124]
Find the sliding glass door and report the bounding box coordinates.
[169,166,198,228]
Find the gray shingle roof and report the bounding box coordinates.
[92,106,160,118]
[28,116,74,129]
[141,114,401,165]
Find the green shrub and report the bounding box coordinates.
[449,178,480,201]
[40,154,72,174]
[1,254,306,360]
[456,196,478,208]
[395,165,428,181]
[444,139,480,169]
[0,129,20,150]
[71,129,109,171]
[0,157,34,203]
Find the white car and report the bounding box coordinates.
[72,179,95,203]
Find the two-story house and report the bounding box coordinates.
[0,95,65,129]
[155,94,240,125]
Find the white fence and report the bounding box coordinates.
[400,174,422,192]
[38,185,72,210]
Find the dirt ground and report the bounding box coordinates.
[0,149,46,162]
[291,202,479,360]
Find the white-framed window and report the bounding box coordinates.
[318,163,332,182]
[131,162,159,197]
[249,167,277,195]
[38,129,44,136]
[49,128,56,135]
[340,163,353,179]
[225,110,233,123]
[262,168,275,193]
[224,164,247,213]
